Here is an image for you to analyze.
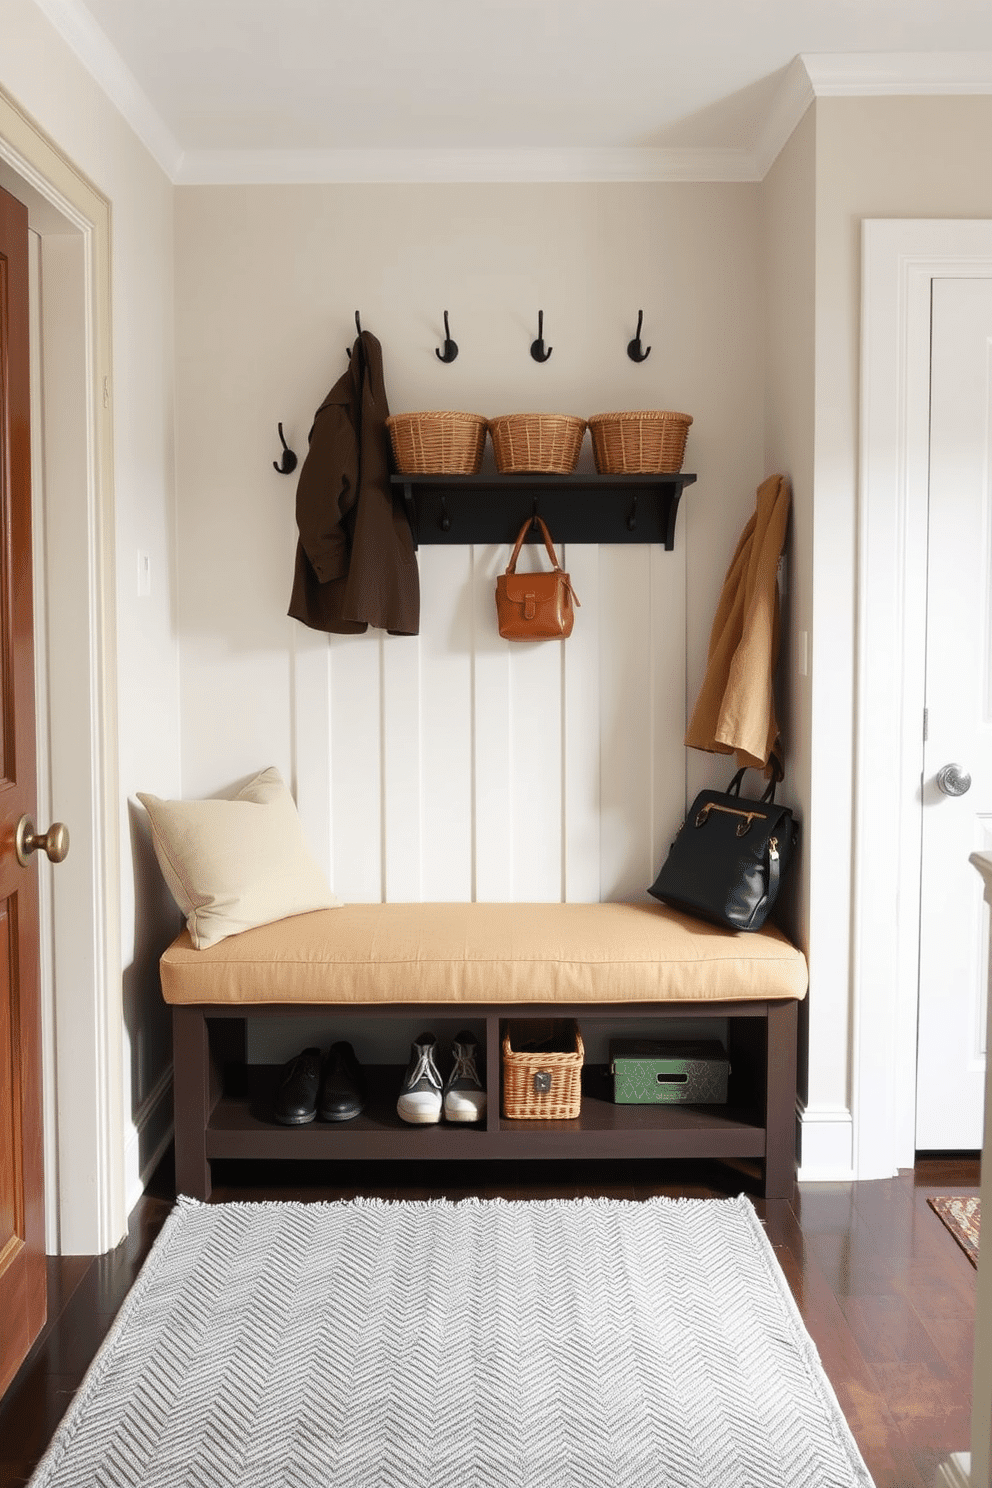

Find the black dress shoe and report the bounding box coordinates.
[273,1047,322,1125]
[318,1041,367,1122]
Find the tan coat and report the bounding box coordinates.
[684,473,790,777]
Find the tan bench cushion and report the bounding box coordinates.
[159,901,808,1007]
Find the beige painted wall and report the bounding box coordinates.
[0,0,180,1239]
[172,182,766,915]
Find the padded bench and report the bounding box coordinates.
[161,900,808,1201]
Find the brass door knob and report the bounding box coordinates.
[15,815,70,866]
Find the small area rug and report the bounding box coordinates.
[29,1194,873,1487]
[928,1195,981,1268]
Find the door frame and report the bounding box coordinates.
[0,86,125,1252]
[856,219,992,1178]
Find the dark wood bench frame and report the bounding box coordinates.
[172,996,799,1202]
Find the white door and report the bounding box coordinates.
[915,276,992,1151]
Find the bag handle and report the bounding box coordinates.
[505,515,562,575]
[726,765,779,804]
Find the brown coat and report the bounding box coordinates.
[288,331,420,635]
[684,473,790,777]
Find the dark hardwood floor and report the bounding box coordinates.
[0,1152,979,1487]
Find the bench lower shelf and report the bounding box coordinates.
[205,1063,767,1163]
[172,999,798,1201]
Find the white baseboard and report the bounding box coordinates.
[123,1065,174,1216]
[797,1103,856,1182]
[934,1452,972,1487]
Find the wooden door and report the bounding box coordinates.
[0,182,45,1398]
[915,276,992,1151]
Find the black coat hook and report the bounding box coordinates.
[627,309,651,363]
[272,422,298,475]
[347,311,364,358]
[530,310,552,363]
[627,308,651,363]
[435,310,458,363]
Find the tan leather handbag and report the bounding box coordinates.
[495,516,580,640]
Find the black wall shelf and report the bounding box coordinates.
[392,472,697,549]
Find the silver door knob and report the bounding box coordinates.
[936,764,972,797]
[15,815,70,866]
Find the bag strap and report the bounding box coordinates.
[505,515,562,575]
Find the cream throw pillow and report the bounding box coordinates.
[137,766,340,949]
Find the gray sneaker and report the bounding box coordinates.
[397,1032,443,1124]
[443,1031,487,1123]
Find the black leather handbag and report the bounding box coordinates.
[648,768,799,932]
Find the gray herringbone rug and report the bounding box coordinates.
[30,1195,873,1487]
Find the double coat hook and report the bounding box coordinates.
[435,310,458,363]
[272,422,297,475]
[346,310,364,358]
[627,309,651,363]
[530,310,552,363]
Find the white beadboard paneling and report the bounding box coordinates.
[651,539,689,879]
[329,631,383,901]
[598,547,655,900]
[382,632,423,900]
[508,559,565,900]
[472,544,514,902]
[294,538,687,911]
[418,545,475,900]
[290,626,333,881]
[510,643,564,900]
[563,544,602,902]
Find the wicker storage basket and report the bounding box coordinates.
[488,413,587,475]
[588,410,693,474]
[502,1020,584,1120]
[386,411,488,475]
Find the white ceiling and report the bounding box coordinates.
[31,0,992,182]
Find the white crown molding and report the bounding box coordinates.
[24,9,992,187]
[31,0,184,179]
[803,50,992,96]
[175,144,760,186]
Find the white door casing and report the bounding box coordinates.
[857,220,992,1178]
[915,277,991,1150]
[0,87,125,1253]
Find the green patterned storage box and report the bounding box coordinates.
[610,1039,729,1105]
